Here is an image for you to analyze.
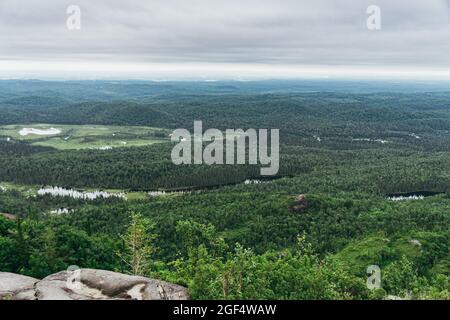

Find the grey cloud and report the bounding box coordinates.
[0,0,450,76]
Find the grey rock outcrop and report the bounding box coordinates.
[0,269,189,300]
[291,194,309,212]
[0,212,16,220]
[0,272,39,300]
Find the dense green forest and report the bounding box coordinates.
[0,80,449,299]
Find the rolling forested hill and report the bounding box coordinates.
[0,80,449,300]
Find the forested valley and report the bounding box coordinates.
[0,80,449,299]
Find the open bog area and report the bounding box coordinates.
[0,123,170,150]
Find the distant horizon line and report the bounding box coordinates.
[2,78,450,83]
[2,60,450,81]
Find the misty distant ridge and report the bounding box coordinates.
[1,79,450,102]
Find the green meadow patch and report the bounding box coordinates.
[0,124,170,150]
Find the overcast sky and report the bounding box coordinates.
[1,0,450,79]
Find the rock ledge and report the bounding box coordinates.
[0,269,189,300]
